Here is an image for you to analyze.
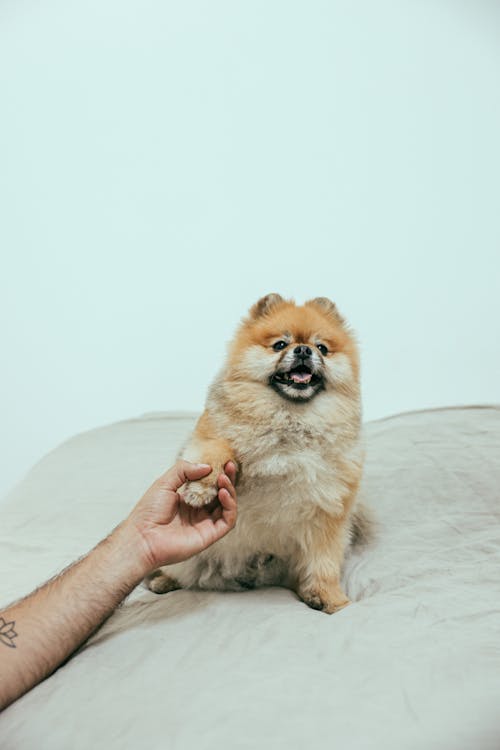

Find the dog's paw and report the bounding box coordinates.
[144,570,181,594]
[302,591,351,614]
[298,580,351,614]
[180,479,218,507]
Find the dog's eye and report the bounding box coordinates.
[272,340,288,351]
[317,343,328,355]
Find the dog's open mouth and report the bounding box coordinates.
[271,364,323,390]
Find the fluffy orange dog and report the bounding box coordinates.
[146,294,365,613]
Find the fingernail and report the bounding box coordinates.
[195,463,211,469]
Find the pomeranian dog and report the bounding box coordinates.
[146,294,365,613]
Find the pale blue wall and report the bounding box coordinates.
[1,0,499,499]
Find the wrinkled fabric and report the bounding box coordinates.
[1,407,499,750]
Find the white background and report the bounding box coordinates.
[1,0,499,501]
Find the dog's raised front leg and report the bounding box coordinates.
[180,411,236,507]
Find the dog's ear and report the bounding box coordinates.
[249,293,285,319]
[305,296,345,324]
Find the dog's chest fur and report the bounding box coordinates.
[167,388,362,591]
[215,393,361,513]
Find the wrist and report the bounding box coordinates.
[106,521,153,585]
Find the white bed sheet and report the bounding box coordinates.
[1,406,499,749]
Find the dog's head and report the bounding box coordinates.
[227,294,359,403]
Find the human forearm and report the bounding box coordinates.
[0,460,237,711]
[0,522,148,711]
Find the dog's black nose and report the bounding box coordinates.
[294,345,312,357]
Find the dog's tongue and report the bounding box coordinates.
[291,371,312,384]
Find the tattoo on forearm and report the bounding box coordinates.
[0,617,18,648]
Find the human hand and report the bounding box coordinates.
[0,461,236,711]
[123,460,237,574]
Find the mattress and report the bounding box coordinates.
[1,406,499,749]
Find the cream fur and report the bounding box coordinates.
[146,295,364,613]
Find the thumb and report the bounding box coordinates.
[157,460,212,492]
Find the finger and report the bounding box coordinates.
[211,504,223,523]
[217,487,237,529]
[223,461,237,486]
[158,460,212,492]
[218,472,237,502]
[203,501,223,524]
[194,496,236,546]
